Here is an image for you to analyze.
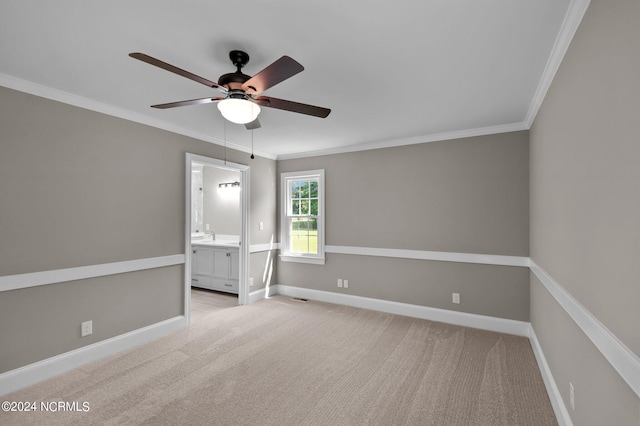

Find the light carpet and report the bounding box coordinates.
[1,296,557,425]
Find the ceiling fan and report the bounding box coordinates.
[129,50,331,129]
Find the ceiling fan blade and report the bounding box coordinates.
[151,97,224,109]
[129,52,226,92]
[242,56,304,95]
[253,96,331,118]
[245,118,261,130]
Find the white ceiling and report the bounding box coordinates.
[0,0,577,159]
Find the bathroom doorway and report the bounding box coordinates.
[184,153,250,325]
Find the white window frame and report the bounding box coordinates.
[280,169,325,265]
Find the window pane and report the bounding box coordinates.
[300,199,309,215]
[291,181,301,198]
[310,199,318,216]
[310,180,318,198]
[289,217,318,254]
[291,200,300,215]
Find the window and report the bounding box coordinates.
[281,170,325,264]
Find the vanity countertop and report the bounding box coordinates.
[191,240,239,248]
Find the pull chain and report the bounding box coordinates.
[223,118,227,165]
[251,125,255,159]
[250,102,255,159]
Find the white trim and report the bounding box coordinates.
[184,156,193,323]
[524,0,591,127]
[279,255,326,265]
[272,284,530,337]
[529,325,574,426]
[249,242,281,253]
[185,154,251,312]
[0,73,276,160]
[248,287,268,304]
[247,284,280,303]
[325,245,529,267]
[280,169,325,263]
[277,123,528,160]
[530,260,640,398]
[0,316,186,396]
[0,255,185,293]
[239,165,251,306]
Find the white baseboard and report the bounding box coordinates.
[529,325,573,426]
[272,284,530,337]
[248,287,268,304]
[0,315,187,396]
[249,243,280,254]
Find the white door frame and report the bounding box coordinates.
[184,153,250,324]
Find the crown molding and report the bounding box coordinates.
[0,73,277,160]
[1,0,590,162]
[524,0,591,127]
[277,122,528,160]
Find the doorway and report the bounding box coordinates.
[184,153,250,325]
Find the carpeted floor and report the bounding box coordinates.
[1,296,557,425]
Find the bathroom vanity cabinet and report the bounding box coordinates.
[191,244,239,294]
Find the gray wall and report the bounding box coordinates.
[202,166,241,236]
[0,86,277,372]
[277,132,530,321]
[529,0,640,423]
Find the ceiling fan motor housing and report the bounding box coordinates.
[218,71,251,90]
[218,50,253,90]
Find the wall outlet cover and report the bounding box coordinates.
[81,320,93,337]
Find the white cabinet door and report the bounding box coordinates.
[229,249,239,280]
[193,247,213,276]
[212,249,230,278]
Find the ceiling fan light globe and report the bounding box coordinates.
[217,99,260,124]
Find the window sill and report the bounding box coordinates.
[280,254,326,265]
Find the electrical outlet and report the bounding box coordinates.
[337,278,343,288]
[452,293,460,304]
[569,382,575,410]
[343,279,349,289]
[81,320,93,337]
[249,277,254,287]
[259,221,264,231]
